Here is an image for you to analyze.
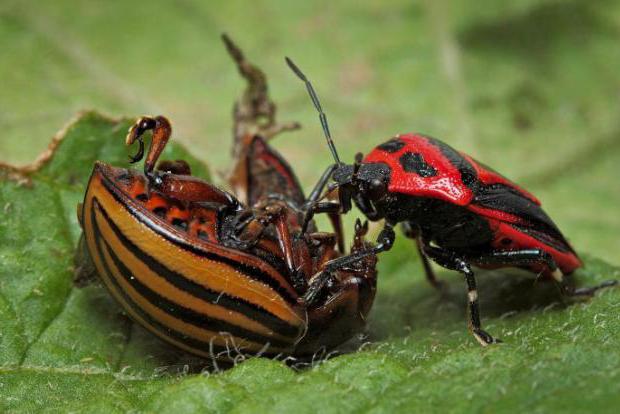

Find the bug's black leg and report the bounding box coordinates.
[301,164,338,234]
[561,279,618,297]
[467,248,562,280]
[302,201,341,231]
[401,223,444,291]
[302,223,395,306]
[307,164,338,204]
[462,248,618,316]
[461,249,617,296]
[416,239,445,291]
[421,244,500,346]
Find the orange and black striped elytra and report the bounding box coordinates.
[75,115,377,359]
[80,163,304,356]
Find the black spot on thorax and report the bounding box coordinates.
[423,135,478,189]
[377,139,405,153]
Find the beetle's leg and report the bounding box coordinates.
[222,34,301,157]
[326,211,345,254]
[302,223,395,306]
[421,244,500,346]
[401,222,444,291]
[272,210,298,284]
[156,159,192,175]
[295,259,377,355]
[234,206,281,245]
[306,232,338,257]
[234,204,303,289]
[126,115,173,185]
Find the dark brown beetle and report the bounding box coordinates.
[74,35,378,359]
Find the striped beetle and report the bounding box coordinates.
[75,115,377,359]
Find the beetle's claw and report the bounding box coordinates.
[302,272,335,306]
[126,116,158,164]
[128,136,145,164]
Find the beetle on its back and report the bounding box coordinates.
[285,57,617,346]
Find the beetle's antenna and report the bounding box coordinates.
[285,57,341,165]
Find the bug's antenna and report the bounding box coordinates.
[285,57,341,165]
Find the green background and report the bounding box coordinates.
[1,0,620,412]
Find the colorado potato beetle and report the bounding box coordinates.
[75,114,377,359]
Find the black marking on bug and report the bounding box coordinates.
[172,218,188,231]
[90,201,230,356]
[94,198,301,337]
[424,136,478,188]
[98,173,300,305]
[153,207,167,218]
[473,183,574,253]
[103,238,293,348]
[136,193,148,202]
[377,139,405,153]
[399,152,437,177]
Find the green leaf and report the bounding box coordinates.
[2,1,620,412]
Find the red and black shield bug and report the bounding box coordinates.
[285,57,617,346]
[74,114,377,359]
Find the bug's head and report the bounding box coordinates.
[332,154,391,220]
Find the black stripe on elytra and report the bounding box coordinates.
[377,138,406,153]
[424,136,478,189]
[98,174,298,305]
[101,232,294,349]
[90,203,231,356]
[398,152,437,177]
[472,183,573,253]
[94,199,301,339]
[422,137,574,253]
